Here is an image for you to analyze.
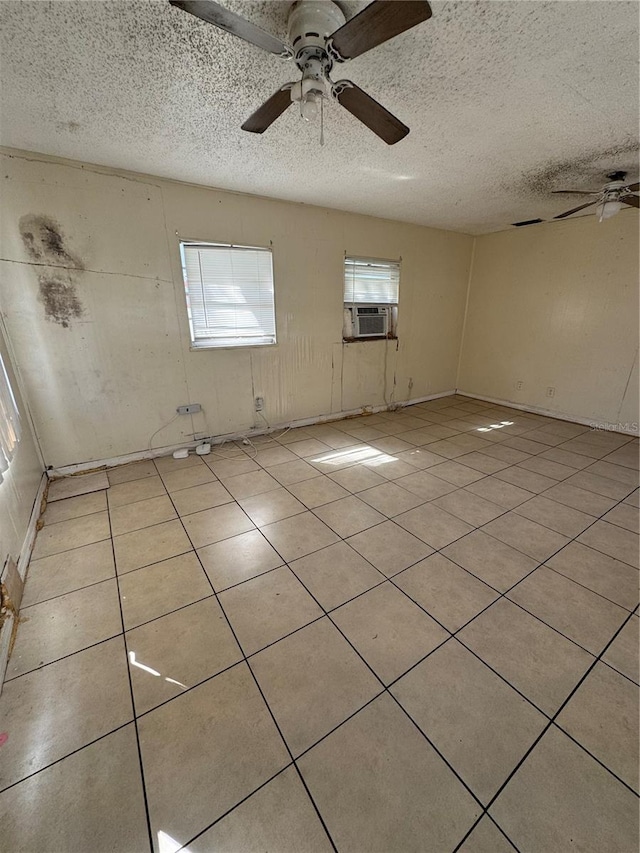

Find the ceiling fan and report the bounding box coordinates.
[169,0,432,144]
[552,171,639,222]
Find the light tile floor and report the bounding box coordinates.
[1,395,638,852]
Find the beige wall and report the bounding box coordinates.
[0,320,42,575]
[458,213,639,430]
[0,148,474,468]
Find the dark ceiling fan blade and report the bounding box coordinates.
[241,86,294,134]
[551,190,599,195]
[334,81,409,145]
[621,194,639,208]
[553,200,599,219]
[169,1,291,57]
[328,0,432,61]
[623,182,639,193]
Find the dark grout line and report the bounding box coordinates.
[104,503,156,853]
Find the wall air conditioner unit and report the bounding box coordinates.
[353,305,389,338]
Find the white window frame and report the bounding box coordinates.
[0,352,21,484]
[180,241,277,350]
[343,255,400,341]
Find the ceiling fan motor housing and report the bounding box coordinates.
[287,1,345,106]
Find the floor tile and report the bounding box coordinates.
[427,460,486,486]
[490,726,638,853]
[602,616,639,684]
[182,502,254,549]
[222,469,280,498]
[395,470,459,500]
[394,447,448,469]
[251,618,381,756]
[442,530,538,591]
[298,694,480,852]
[30,511,110,560]
[21,539,115,607]
[161,464,217,493]
[219,566,323,655]
[464,475,534,509]
[119,552,212,630]
[287,476,350,508]
[577,520,639,567]
[481,444,533,465]
[198,529,283,591]
[624,487,639,507]
[458,599,593,715]
[327,464,387,492]
[113,519,192,573]
[332,582,448,684]
[456,451,510,474]
[0,725,149,853]
[314,495,386,538]
[235,488,306,527]
[346,520,433,577]
[395,503,474,549]
[46,471,109,502]
[260,512,339,562]
[126,597,242,715]
[171,480,233,516]
[109,494,177,536]
[556,662,639,790]
[565,470,634,500]
[7,578,122,678]
[425,439,469,459]
[139,663,290,851]
[252,445,299,467]
[514,495,595,537]
[602,502,639,533]
[545,542,639,611]
[433,488,505,526]
[107,459,157,485]
[517,457,577,481]
[269,459,321,485]
[206,455,260,479]
[483,512,569,562]
[363,457,417,481]
[391,640,546,803]
[43,490,107,525]
[507,566,627,654]
[587,459,639,486]
[0,637,132,791]
[542,481,617,516]
[370,435,415,454]
[395,554,498,631]
[288,438,333,458]
[107,475,166,508]
[539,447,595,470]
[494,465,557,494]
[457,817,515,853]
[189,766,332,853]
[358,481,426,516]
[289,541,383,610]
[603,442,639,470]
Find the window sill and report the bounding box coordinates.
[343,336,398,343]
[190,341,278,352]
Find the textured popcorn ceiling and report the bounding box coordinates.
[1,0,638,234]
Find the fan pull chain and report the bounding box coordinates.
[320,96,325,147]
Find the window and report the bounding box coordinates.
[180,242,276,349]
[0,352,21,485]
[343,256,400,340]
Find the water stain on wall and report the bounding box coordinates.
[37,275,83,328]
[19,214,85,327]
[19,214,84,270]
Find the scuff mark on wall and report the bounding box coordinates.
[37,274,83,328]
[19,214,84,269]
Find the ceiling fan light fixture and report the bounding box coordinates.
[597,198,623,221]
[300,91,321,121]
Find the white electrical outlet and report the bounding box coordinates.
[515,380,524,391]
[546,386,555,398]
[255,396,264,412]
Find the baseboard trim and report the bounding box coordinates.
[16,472,47,581]
[48,390,457,477]
[456,391,639,436]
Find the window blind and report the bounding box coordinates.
[182,243,276,348]
[344,256,400,304]
[0,352,21,485]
